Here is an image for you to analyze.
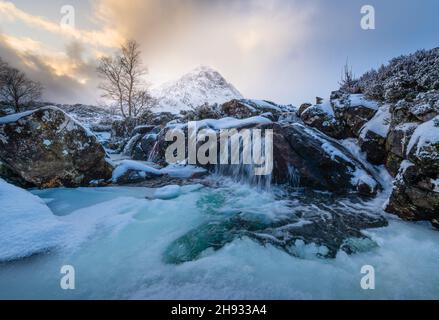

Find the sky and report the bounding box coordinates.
[0,0,438,106]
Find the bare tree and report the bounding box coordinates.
[97,55,126,117]
[131,90,155,118]
[97,40,151,119]
[0,65,43,112]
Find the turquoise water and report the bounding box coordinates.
[1,182,439,299]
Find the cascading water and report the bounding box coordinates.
[147,128,166,162]
[213,128,273,190]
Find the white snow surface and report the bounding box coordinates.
[146,184,204,200]
[0,179,65,262]
[0,110,35,124]
[360,105,391,139]
[407,115,439,157]
[112,160,207,182]
[333,94,380,110]
[168,115,272,131]
[152,66,243,114]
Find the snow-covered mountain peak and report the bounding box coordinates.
[152,66,243,113]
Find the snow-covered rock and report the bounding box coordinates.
[258,122,380,195]
[112,160,207,184]
[386,159,439,226]
[220,99,294,120]
[0,107,113,188]
[299,99,346,139]
[152,66,243,113]
[406,115,439,174]
[358,105,392,165]
[0,178,65,262]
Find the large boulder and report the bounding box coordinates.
[221,99,291,120]
[111,118,139,140]
[358,105,391,165]
[259,123,380,195]
[331,92,379,137]
[386,116,439,227]
[406,115,439,174]
[385,122,418,176]
[148,116,380,195]
[0,107,112,188]
[386,161,439,226]
[299,100,347,139]
[299,93,379,140]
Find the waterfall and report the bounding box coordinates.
[213,129,273,190]
[147,128,166,162]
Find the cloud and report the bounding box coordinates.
[91,0,317,101]
[0,1,123,48]
[0,34,100,104]
[0,0,317,105]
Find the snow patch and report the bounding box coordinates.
[334,94,379,110]
[112,160,207,182]
[0,179,65,262]
[360,105,391,139]
[146,184,204,200]
[0,110,35,124]
[407,115,439,157]
[168,116,272,131]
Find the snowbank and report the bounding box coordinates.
[0,179,65,262]
[112,160,207,182]
[112,160,162,182]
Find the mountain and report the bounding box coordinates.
[151,66,243,113]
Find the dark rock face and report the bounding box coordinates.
[137,120,380,195]
[386,116,439,227]
[220,99,290,120]
[299,93,378,140]
[111,118,139,140]
[359,130,387,165]
[385,122,418,176]
[297,103,312,116]
[221,99,261,119]
[331,92,379,138]
[140,112,177,127]
[259,123,380,196]
[386,161,439,224]
[0,107,113,188]
[357,105,392,165]
[180,103,222,121]
[300,104,347,139]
